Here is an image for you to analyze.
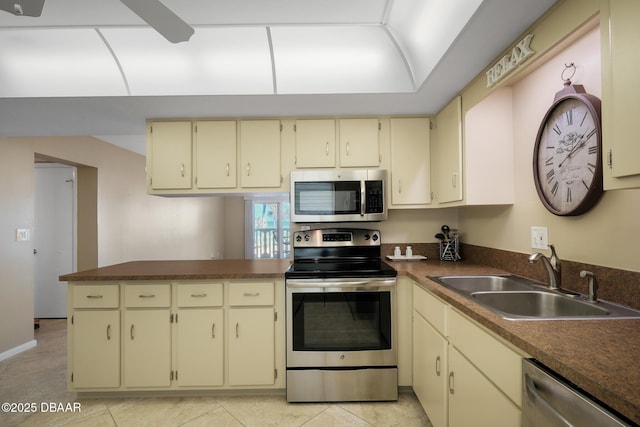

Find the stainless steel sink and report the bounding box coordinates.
[428,274,640,321]
[431,275,539,293]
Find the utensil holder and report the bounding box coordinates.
[439,231,461,261]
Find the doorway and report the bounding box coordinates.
[34,163,76,318]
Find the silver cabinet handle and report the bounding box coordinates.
[190,293,207,298]
[180,163,185,177]
[86,294,103,299]
[212,323,216,339]
[399,179,402,194]
[346,142,350,155]
[448,372,454,394]
[107,324,111,340]
[226,162,230,176]
[435,356,441,376]
[524,374,573,427]
[235,322,239,338]
[246,163,251,176]
[138,294,155,298]
[130,324,135,340]
[243,292,260,297]
[325,142,329,155]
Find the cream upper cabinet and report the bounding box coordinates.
[390,118,431,207]
[295,119,336,168]
[432,97,462,204]
[148,121,192,190]
[240,120,282,188]
[601,0,640,189]
[339,118,380,167]
[463,87,514,205]
[194,121,237,189]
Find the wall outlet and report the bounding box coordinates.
[531,226,548,250]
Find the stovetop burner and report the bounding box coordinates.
[285,228,397,279]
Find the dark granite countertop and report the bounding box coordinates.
[392,259,640,425]
[59,258,640,423]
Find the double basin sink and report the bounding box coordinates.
[428,274,640,321]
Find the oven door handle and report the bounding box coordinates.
[286,279,396,288]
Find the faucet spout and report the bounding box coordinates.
[529,244,562,290]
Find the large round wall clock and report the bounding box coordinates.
[532,67,604,216]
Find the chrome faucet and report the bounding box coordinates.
[580,270,599,302]
[529,244,561,290]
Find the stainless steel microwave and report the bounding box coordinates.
[290,169,387,222]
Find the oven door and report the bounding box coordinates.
[286,278,397,368]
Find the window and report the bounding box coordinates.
[245,196,290,259]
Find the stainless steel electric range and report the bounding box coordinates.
[285,228,398,402]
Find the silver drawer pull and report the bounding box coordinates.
[235,322,239,338]
[435,356,441,376]
[243,292,260,297]
[86,295,103,299]
[138,294,156,298]
[190,293,207,298]
[212,323,216,339]
[107,324,111,340]
[130,324,135,340]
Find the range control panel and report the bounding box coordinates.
[293,229,380,247]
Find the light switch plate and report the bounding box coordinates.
[531,226,548,249]
[16,228,31,242]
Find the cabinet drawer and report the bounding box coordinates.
[413,284,447,336]
[228,282,274,306]
[124,284,171,308]
[72,285,119,309]
[177,283,223,307]
[449,308,523,407]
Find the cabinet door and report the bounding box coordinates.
[295,119,336,167]
[124,310,171,387]
[149,121,192,190]
[177,309,223,386]
[228,307,275,386]
[602,0,640,189]
[432,96,462,203]
[413,312,448,427]
[72,310,120,388]
[339,119,380,167]
[240,120,281,188]
[195,121,237,189]
[448,347,521,427]
[390,118,431,206]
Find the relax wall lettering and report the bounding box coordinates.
[486,34,535,87]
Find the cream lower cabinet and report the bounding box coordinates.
[68,280,283,392]
[71,310,120,388]
[227,281,276,386]
[69,284,120,389]
[412,284,524,427]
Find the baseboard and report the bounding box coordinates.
[0,339,37,362]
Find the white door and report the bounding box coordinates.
[34,163,75,318]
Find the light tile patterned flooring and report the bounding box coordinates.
[0,319,432,426]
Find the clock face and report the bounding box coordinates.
[533,95,602,215]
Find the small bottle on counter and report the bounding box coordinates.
[406,246,413,257]
[394,246,402,257]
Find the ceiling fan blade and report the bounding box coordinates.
[0,0,45,17]
[120,0,194,43]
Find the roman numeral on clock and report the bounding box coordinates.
[588,145,597,155]
[546,169,555,184]
[565,109,573,125]
[566,187,572,203]
[545,157,554,166]
[552,123,562,136]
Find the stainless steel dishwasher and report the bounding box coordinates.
[522,359,635,427]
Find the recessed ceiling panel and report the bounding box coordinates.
[271,25,414,94]
[101,27,274,95]
[0,28,127,97]
[386,0,483,88]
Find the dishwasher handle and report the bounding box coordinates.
[525,373,574,427]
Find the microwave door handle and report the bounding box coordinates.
[360,180,366,216]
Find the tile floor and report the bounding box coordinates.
[0,319,432,426]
